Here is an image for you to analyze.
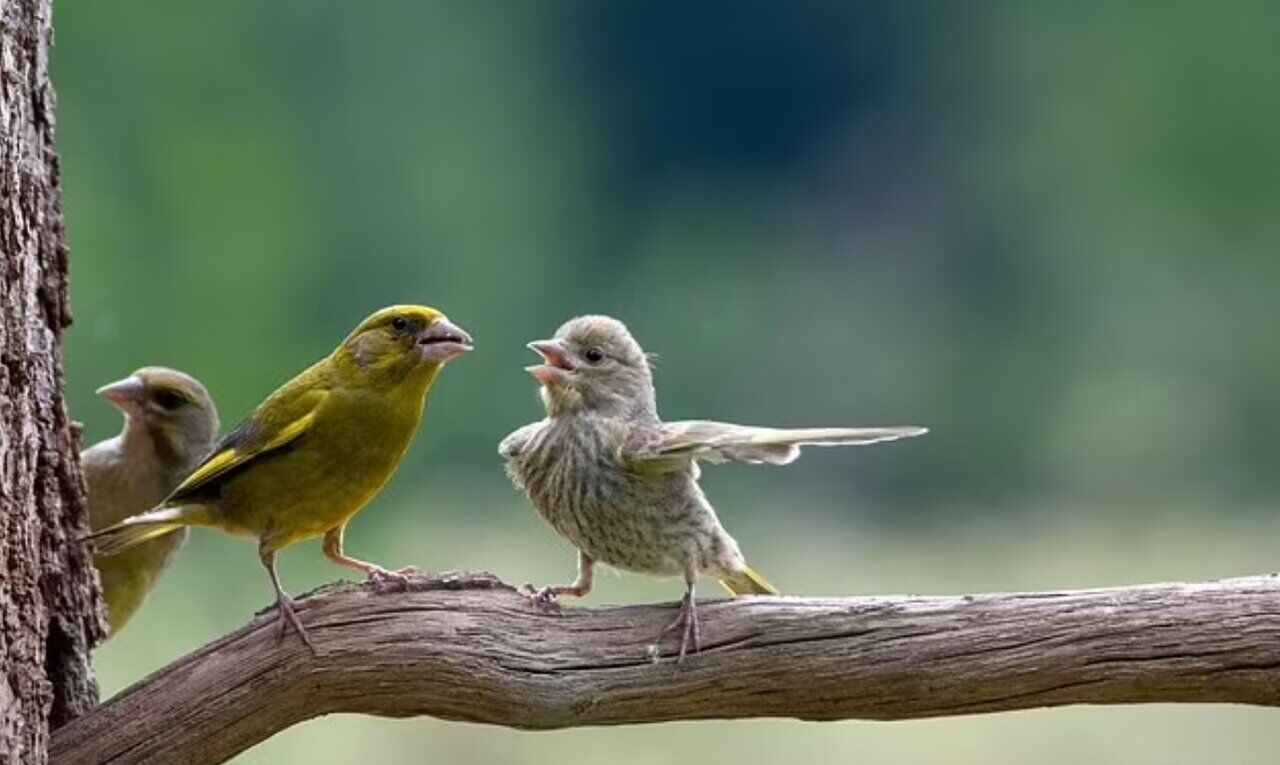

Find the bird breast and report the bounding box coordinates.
[512,418,696,576]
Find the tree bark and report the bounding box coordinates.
[0,0,105,761]
[49,572,1280,765]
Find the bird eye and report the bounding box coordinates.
[583,346,605,364]
[152,390,185,410]
[391,317,409,332]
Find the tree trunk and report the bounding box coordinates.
[0,0,105,761]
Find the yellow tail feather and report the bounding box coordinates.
[86,518,184,556]
[718,566,779,596]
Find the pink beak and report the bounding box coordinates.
[526,339,574,385]
[417,318,474,364]
[96,375,145,414]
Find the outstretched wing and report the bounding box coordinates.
[165,376,329,505]
[624,420,926,470]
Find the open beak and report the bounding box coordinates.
[417,317,473,363]
[526,339,574,385]
[96,375,146,414]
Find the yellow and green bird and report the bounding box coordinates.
[88,305,473,649]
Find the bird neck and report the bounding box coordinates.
[117,415,181,476]
[331,345,443,394]
[543,389,658,422]
[395,362,442,410]
[117,414,154,458]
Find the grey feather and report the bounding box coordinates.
[628,422,928,466]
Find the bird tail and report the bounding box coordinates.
[84,506,192,556]
[718,566,779,596]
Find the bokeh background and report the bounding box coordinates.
[55,2,1280,763]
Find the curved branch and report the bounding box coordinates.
[52,573,1280,765]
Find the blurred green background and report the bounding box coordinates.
[55,1,1280,763]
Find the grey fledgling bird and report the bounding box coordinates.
[500,315,926,660]
[82,367,219,636]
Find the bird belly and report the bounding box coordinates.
[520,447,717,578]
[95,529,187,633]
[542,496,686,577]
[214,410,415,548]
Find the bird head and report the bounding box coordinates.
[336,305,473,389]
[97,367,220,469]
[527,315,655,418]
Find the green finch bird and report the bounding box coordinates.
[88,305,473,650]
[83,367,220,636]
[500,315,926,660]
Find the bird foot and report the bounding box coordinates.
[658,594,700,662]
[518,583,567,611]
[366,565,419,592]
[275,595,317,655]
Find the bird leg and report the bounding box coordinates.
[323,525,419,591]
[520,551,594,606]
[658,579,700,662]
[260,546,315,654]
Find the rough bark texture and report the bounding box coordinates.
[1,0,105,761]
[49,572,1280,765]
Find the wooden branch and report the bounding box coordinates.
[52,572,1280,765]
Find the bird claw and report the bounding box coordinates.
[366,565,417,592]
[274,595,317,655]
[518,583,562,611]
[658,594,700,662]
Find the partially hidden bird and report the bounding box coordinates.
[83,367,220,636]
[500,315,926,660]
[87,305,473,650]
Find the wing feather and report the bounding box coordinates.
[165,384,328,503]
[624,421,926,470]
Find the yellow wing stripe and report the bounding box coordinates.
[170,409,318,496]
[175,447,242,493]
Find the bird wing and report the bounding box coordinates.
[624,420,927,470]
[164,382,329,504]
[498,420,545,461]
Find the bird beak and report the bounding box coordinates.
[417,317,473,363]
[96,375,146,414]
[526,339,574,385]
